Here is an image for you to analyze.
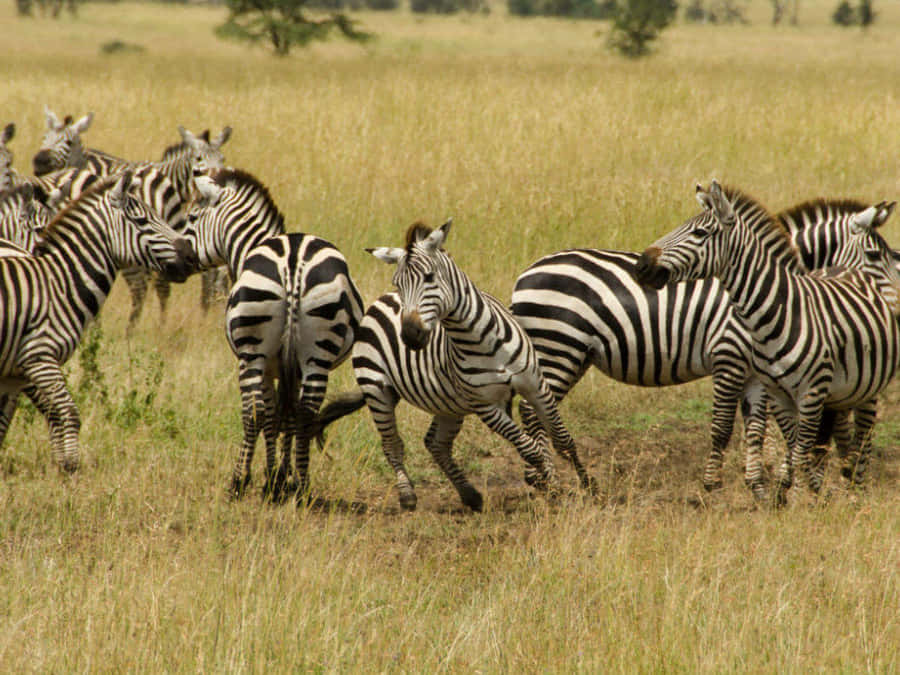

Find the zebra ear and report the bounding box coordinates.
[179,126,198,148]
[850,206,879,234]
[2,123,14,144]
[367,247,405,265]
[872,201,897,229]
[212,126,232,149]
[422,219,451,254]
[707,180,735,227]
[44,105,63,131]
[47,181,71,211]
[109,171,134,208]
[695,183,714,211]
[72,112,94,134]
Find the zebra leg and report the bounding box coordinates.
[258,378,282,500]
[291,370,329,501]
[0,393,19,447]
[519,400,552,488]
[844,401,877,486]
[152,274,171,320]
[365,387,416,510]
[475,403,558,492]
[769,398,799,508]
[23,360,81,472]
[120,268,148,329]
[703,371,745,492]
[740,380,770,501]
[808,409,845,494]
[520,380,596,494]
[423,415,482,511]
[201,268,229,313]
[793,394,828,495]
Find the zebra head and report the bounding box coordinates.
[635,180,736,289]
[103,172,199,282]
[0,183,56,252]
[178,125,231,179]
[1,123,15,193]
[33,106,94,176]
[369,219,454,351]
[834,202,900,305]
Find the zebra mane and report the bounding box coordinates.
[33,175,118,253]
[776,198,870,226]
[212,168,285,231]
[721,185,801,265]
[405,222,433,253]
[161,129,210,160]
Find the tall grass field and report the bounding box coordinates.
[1,2,899,670]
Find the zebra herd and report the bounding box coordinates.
[1,107,898,511]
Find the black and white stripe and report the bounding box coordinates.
[32,108,231,324]
[319,221,595,512]
[0,172,197,472]
[635,181,900,505]
[182,169,364,500]
[512,198,897,499]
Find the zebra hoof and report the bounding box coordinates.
[227,474,252,501]
[60,459,79,474]
[459,485,483,512]
[582,475,600,496]
[774,484,790,509]
[398,491,418,511]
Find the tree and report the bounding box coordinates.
[216,0,371,56]
[607,0,678,58]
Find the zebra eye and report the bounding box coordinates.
[423,272,435,283]
[134,216,148,226]
[864,249,882,261]
[691,227,708,238]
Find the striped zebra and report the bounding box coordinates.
[33,107,231,324]
[512,198,897,499]
[0,182,67,252]
[183,169,364,500]
[316,221,596,512]
[635,181,900,505]
[0,171,197,472]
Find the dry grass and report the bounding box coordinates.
[1,2,899,671]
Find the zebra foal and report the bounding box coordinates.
[318,221,596,512]
[635,181,900,505]
[0,172,197,471]
[183,169,364,500]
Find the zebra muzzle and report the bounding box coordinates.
[161,238,200,282]
[32,150,58,177]
[634,248,670,289]
[401,311,430,351]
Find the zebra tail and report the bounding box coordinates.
[308,391,367,449]
[276,264,303,430]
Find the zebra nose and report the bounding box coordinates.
[634,248,669,289]
[175,238,200,270]
[32,151,56,176]
[401,311,430,351]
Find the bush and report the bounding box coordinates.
[508,0,615,17]
[411,0,487,13]
[608,0,678,57]
[832,0,856,24]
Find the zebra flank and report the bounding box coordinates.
[636,181,900,505]
[323,220,595,512]
[182,167,364,501]
[0,171,196,473]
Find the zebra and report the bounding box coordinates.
[0,171,197,472]
[0,182,68,252]
[182,168,365,500]
[634,181,900,505]
[32,107,231,324]
[511,198,898,500]
[315,220,596,512]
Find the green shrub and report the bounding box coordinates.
[608,0,678,57]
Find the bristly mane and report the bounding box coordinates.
[776,198,870,226]
[720,184,801,264]
[405,221,433,253]
[212,167,285,232]
[161,129,210,161]
[32,175,119,254]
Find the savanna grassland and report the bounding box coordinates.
[1,2,899,671]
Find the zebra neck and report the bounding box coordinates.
[438,269,499,355]
[718,224,797,339]
[155,155,194,202]
[223,221,279,280]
